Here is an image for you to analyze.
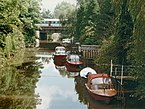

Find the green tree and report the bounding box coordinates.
[19,0,41,45]
[114,0,133,65]
[75,0,99,44]
[41,9,53,18]
[54,1,76,19]
[0,0,24,57]
[127,0,145,100]
[95,0,133,71]
[0,0,41,58]
[96,0,115,41]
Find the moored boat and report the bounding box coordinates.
[85,73,117,102]
[66,54,83,72]
[80,67,97,78]
[54,46,67,66]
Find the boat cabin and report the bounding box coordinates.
[88,74,114,90]
[67,54,80,62]
[55,46,66,55]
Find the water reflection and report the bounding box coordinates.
[67,72,79,78]
[3,49,145,109]
[53,55,80,78]
[35,51,86,109]
[35,50,145,109]
[55,66,79,78]
[0,60,41,109]
[54,65,68,78]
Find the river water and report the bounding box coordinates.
[0,49,144,109]
[35,51,86,109]
[35,50,144,109]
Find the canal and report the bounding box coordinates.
[35,49,144,109]
[0,48,144,109]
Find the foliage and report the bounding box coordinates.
[54,1,76,19]
[95,35,117,72]
[63,10,77,38]
[96,0,145,100]
[96,0,115,40]
[75,0,99,44]
[75,0,145,100]
[41,9,53,18]
[19,0,41,45]
[0,0,24,57]
[74,0,115,45]
[127,0,145,99]
[52,1,77,38]
[83,37,97,45]
[0,0,41,58]
[113,0,133,65]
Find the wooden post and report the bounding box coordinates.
[110,60,113,76]
[115,67,117,79]
[114,67,117,90]
[121,65,124,85]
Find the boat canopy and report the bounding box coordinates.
[80,67,97,78]
[55,46,65,51]
[88,74,109,80]
[91,77,112,84]
[68,55,80,62]
[88,74,112,89]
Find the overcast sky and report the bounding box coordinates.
[41,0,77,13]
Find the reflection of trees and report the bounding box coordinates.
[0,60,41,109]
[57,66,67,77]
[41,57,50,64]
[74,76,87,104]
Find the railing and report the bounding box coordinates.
[80,45,100,59]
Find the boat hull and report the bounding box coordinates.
[66,61,83,72]
[54,55,66,66]
[85,83,116,101]
[88,90,113,101]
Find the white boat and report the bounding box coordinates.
[54,46,67,66]
[80,67,97,78]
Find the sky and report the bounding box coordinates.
[41,0,77,13]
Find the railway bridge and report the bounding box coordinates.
[35,19,68,49]
[39,26,67,41]
[36,19,68,41]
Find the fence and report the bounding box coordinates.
[80,45,100,59]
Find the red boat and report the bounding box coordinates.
[54,46,67,66]
[66,54,83,72]
[85,73,117,102]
